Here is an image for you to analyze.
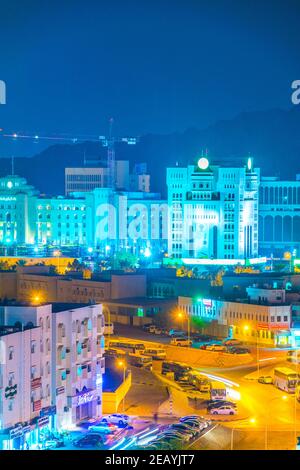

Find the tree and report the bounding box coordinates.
[107,251,139,271]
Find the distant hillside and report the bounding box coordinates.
[1,107,300,197]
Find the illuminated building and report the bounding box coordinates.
[51,303,105,428]
[0,304,54,450]
[0,301,105,446]
[259,175,300,256]
[178,288,292,347]
[0,174,167,255]
[167,157,260,261]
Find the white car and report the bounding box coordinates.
[170,337,192,347]
[209,405,236,415]
[100,414,131,426]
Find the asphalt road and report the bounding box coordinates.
[112,323,300,450]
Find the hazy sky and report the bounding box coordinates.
[0,0,300,155]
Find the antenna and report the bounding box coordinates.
[11,155,14,175]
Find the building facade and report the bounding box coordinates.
[51,303,105,429]
[178,292,292,347]
[259,175,300,256]
[167,157,260,261]
[0,304,54,450]
[0,174,167,256]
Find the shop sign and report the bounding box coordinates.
[40,406,56,417]
[258,322,289,330]
[56,386,65,396]
[33,400,42,412]
[31,378,42,390]
[38,416,49,428]
[9,425,23,439]
[72,389,97,407]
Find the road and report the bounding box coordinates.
[112,323,300,450]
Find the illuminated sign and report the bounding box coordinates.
[203,299,212,308]
[37,416,49,428]
[72,390,97,407]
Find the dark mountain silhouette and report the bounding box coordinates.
[1,107,300,197]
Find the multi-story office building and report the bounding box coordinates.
[0,174,167,255]
[259,175,300,256]
[65,161,150,195]
[167,157,260,261]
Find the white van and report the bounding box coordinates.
[104,322,114,335]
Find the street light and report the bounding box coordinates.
[117,360,126,413]
[177,310,190,346]
[265,395,288,450]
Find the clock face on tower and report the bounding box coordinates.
[7,181,13,189]
[197,157,209,170]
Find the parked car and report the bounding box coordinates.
[180,415,210,426]
[223,339,242,346]
[73,434,104,448]
[209,405,236,415]
[167,423,195,439]
[258,375,273,384]
[180,419,207,432]
[170,337,192,347]
[207,400,237,410]
[153,327,163,335]
[104,322,114,335]
[169,421,199,438]
[206,345,227,352]
[161,361,192,381]
[100,414,130,427]
[229,347,250,354]
[162,431,190,443]
[168,329,186,337]
[89,423,117,434]
[142,323,153,332]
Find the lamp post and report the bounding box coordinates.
[117,360,126,413]
[265,395,288,450]
[177,311,190,346]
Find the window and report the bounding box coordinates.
[8,399,14,412]
[8,346,14,360]
[31,365,37,380]
[270,316,275,322]
[31,340,37,354]
[8,372,14,386]
[277,316,281,322]
[284,316,288,322]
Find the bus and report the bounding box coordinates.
[107,340,145,352]
[187,371,211,392]
[210,381,227,401]
[142,348,166,360]
[273,367,299,393]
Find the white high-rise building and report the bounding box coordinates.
[167,157,260,261]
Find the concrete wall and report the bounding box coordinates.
[111,274,146,299]
[102,370,132,413]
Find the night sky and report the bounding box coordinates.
[0,0,300,156]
